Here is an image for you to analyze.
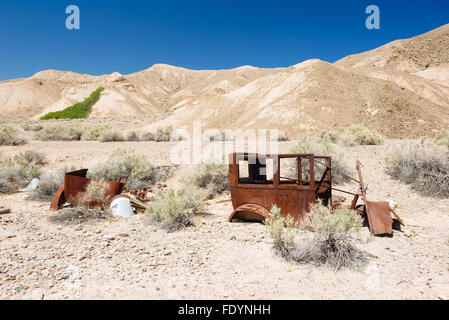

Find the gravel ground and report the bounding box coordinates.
[1,139,448,300]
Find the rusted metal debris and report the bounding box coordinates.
[50,169,125,211]
[0,208,11,215]
[124,183,168,203]
[228,153,402,237]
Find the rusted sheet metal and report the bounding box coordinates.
[50,185,65,211]
[366,201,393,235]
[50,169,125,211]
[228,153,332,223]
[356,161,393,236]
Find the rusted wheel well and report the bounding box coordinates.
[228,204,271,223]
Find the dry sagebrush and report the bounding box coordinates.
[386,141,449,198]
[49,207,112,225]
[35,124,83,141]
[0,151,46,193]
[265,204,367,271]
[185,160,230,198]
[88,149,166,189]
[0,126,27,146]
[337,123,384,146]
[145,187,208,232]
[434,130,449,148]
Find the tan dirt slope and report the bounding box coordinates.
[0,24,448,138]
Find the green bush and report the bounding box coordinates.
[434,130,449,148]
[88,149,166,189]
[0,126,27,146]
[387,142,449,198]
[35,124,83,141]
[337,124,384,146]
[145,187,208,231]
[185,160,229,197]
[289,134,352,184]
[40,87,104,120]
[265,204,367,271]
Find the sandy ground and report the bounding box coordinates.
[1,139,449,300]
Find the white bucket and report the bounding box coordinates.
[110,197,133,218]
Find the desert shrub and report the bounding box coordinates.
[40,87,104,120]
[0,151,46,193]
[145,187,208,231]
[186,160,229,197]
[386,142,449,198]
[22,123,43,132]
[154,126,174,142]
[337,124,384,146]
[0,126,27,146]
[126,131,140,142]
[319,129,338,143]
[270,130,289,142]
[265,204,367,271]
[265,205,299,253]
[81,180,111,210]
[88,149,165,189]
[49,206,111,225]
[203,130,234,141]
[434,130,449,148]
[27,170,64,201]
[289,134,352,184]
[35,124,83,141]
[140,132,155,141]
[81,125,111,141]
[99,129,124,142]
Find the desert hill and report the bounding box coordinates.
[335,24,449,73]
[1,23,448,138]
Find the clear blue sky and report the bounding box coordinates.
[0,0,447,80]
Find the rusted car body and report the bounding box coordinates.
[228,153,400,236]
[228,153,332,222]
[50,169,125,211]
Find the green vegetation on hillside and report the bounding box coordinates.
[40,87,104,120]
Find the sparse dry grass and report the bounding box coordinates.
[49,206,112,225]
